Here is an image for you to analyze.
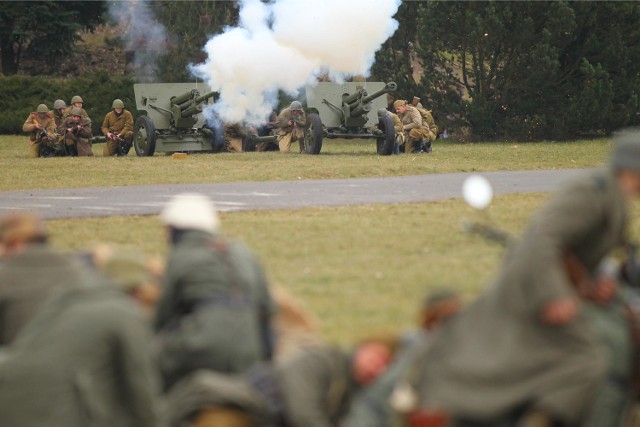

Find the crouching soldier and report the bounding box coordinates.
[372,109,404,154]
[276,101,306,153]
[58,108,93,156]
[22,104,56,158]
[102,99,134,156]
[394,100,432,154]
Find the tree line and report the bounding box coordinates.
[1,1,638,140]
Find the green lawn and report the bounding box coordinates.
[3,134,626,344]
[0,134,610,191]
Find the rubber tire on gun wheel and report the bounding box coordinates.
[376,114,395,156]
[302,113,323,154]
[133,115,157,157]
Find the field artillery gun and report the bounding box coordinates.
[306,81,398,155]
[244,110,324,154]
[132,83,220,156]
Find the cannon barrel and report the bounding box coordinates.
[361,81,397,105]
[194,91,216,104]
[171,90,198,106]
[343,89,367,107]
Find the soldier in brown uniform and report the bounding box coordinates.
[63,95,88,119]
[101,99,134,156]
[51,99,67,126]
[276,101,306,153]
[401,130,640,427]
[372,108,404,154]
[58,107,93,156]
[394,100,432,154]
[22,104,56,158]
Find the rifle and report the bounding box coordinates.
[108,131,131,156]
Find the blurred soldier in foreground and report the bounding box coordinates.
[0,212,68,344]
[394,100,432,154]
[401,129,640,427]
[276,101,306,153]
[102,98,134,157]
[343,289,462,427]
[58,107,93,156]
[155,192,276,390]
[63,94,88,119]
[22,103,56,158]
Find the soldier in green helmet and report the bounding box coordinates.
[63,95,89,119]
[22,103,56,158]
[51,99,66,126]
[275,101,307,153]
[101,98,134,156]
[57,107,93,156]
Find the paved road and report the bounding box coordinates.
[0,169,591,219]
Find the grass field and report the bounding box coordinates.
[2,134,627,345]
[0,134,611,191]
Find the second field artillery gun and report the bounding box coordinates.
[132,83,220,156]
[306,81,398,155]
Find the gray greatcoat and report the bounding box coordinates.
[154,230,276,390]
[0,277,160,427]
[407,169,628,425]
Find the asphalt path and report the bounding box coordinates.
[0,168,592,220]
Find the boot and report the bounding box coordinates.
[425,140,432,153]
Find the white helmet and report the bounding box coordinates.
[160,193,220,234]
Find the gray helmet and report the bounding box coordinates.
[36,104,49,113]
[70,95,83,104]
[611,128,640,171]
[70,108,83,117]
[53,99,66,110]
[289,101,303,111]
[377,108,388,118]
[112,99,124,109]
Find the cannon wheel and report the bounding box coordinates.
[376,114,395,156]
[301,113,323,154]
[133,116,157,157]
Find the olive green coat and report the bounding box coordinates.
[0,244,81,345]
[58,116,93,156]
[408,169,627,425]
[0,272,160,427]
[154,230,276,389]
[276,345,356,427]
[101,109,133,136]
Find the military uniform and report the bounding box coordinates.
[154,230,276,390]
[22,111,56,158]
[101,109,134,156]
[0,277,160,427]
[397,105,431,153]
[62,106,88,119]
[223,123,247,153]
[276,107,306,152]
[0,244,82,344]
[58,114,93,156]
[276,345,357,427]
[404,169,627,426]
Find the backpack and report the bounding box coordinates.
[416,107,438,134]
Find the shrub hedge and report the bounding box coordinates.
[0,72,136,135]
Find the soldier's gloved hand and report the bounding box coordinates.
[541,296,578,326]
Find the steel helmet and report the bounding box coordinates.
[70,108,83,117]
[53,99,67,110]
[289,101,303,111]
[71,95,83,104]
[160,193,220,234]
[112,99,125,109]
[611,128,640,171]
[36,104,49,113]
[377,108,388,118]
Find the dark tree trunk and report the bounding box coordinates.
[0,36,18,75]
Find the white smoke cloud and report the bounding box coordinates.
[190,0,401,126]
[109,0,167,83]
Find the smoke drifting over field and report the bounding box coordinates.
[191,0,401,126]
[109,0,167,82]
